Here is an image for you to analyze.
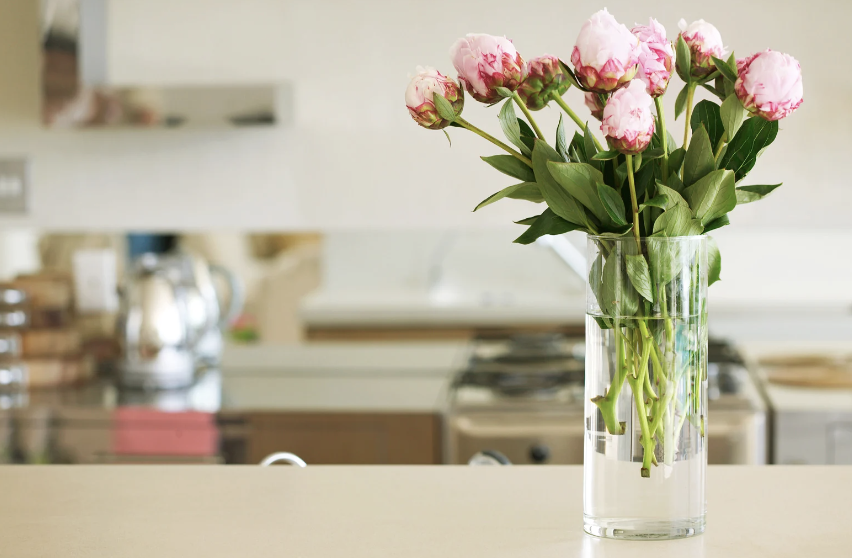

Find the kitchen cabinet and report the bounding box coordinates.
[243,412,442,465]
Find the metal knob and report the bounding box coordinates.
[529,443,550,464]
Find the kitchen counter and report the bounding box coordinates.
[3,465,850,557]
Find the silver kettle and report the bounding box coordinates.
[117,252,243,389]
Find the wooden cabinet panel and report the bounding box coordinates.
[245,413,442,465]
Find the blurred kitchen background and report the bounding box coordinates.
[0,0,850,467]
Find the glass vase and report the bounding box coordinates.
[583,234,708,540]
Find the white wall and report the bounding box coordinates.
[0,0,847,231]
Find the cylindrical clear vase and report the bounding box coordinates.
[584,234,708,540]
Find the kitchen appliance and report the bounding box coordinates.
[758,354,852,464]
[116,252,242,389]
[446,334,768,465]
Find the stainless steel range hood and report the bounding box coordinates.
[41,0,290,128]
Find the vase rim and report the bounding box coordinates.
[586,234,707,242]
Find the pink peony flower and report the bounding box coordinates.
[405,66,464,130]
[450,34,527,104]
[632,18,673,97]
[677,19,725,78]
[601,80,655,155]
[517,55,570,111]
[571,9,641,93]
[735,50,803,121]
[584,92,604,121]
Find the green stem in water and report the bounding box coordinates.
[511,92,545,141]
[681,82,697,177]
[654,96,669,182]
[625,154,642,251]
[455,117,532,166]
[625,349,654,478]
[593,324,627,435]
[551,94,605,152]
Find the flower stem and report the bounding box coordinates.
[654,96,669,182]
[552,94,604,152]
[625,154,641,251]
[681,83,696,157]
[713,132,727,160]
[511,92,545,141]
[455,117,532,166]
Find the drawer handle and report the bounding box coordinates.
[259,452,307,467]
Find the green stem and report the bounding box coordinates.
[593,324,627,435]
[625,155,641,251]
[626,354,654,478]
[455,117,532,166]
[654,96,669,182]
[552,94,604,152]
[713,132,727,160]
[681,82,696,177]
[511,92,545,141]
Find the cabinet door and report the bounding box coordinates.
[245,413,441,465]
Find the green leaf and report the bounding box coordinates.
[625,254,654,303]
[712,55,738,83]
[675,84,690,120]
[707,236,722,286]
[546,161,615,228]
[653,204,692,236]
[498,100,532,157]
[641,148,666,161]
[720,94,746,144]
[514,215,539,226]
[675,35,692,83]
[719,117,779,181]
[584,124,599,169]
[736,183,782,204]
[690,100,724,148]
[683,169,737,226]
[704,214,730,233]
[666,173,685,194]
[481,155,535,182]
[513,208,580,244]
[432,93,457,121]
[591,150,620,161]
[570,132,588,164]
[589,253,605,311]
[655,181,689,210]
[668,148,686,176]
[683,125,715,187]
[555,114,569,162]
[601,253,639,317]
[633,152,642,170]
[639,194,669,212]
[531,141,591,229]
[647,239,683,286]
[494,86,514,98]
[596,182,628,227]
[558,59,584,91]
[474,182,542,211]
[442,130,452,146]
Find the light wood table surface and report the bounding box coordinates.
[2,465,850,557]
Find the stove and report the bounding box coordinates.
[446,334,768,465]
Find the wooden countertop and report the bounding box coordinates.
[3,466,851,557]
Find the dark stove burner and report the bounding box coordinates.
[455,366,583,396]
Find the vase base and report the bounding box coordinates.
[583,514,705,540]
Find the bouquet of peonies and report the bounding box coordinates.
[406,10,802,478]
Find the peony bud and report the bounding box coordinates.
[632,18,673,97]
[516,55,570,111]
[571,9,641,93]
[601,80,655,155]
[735,49,803,121]
[450,34,527,104]
[677,19,725,78]
[584,92,604,121]
[405,66,464,130]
